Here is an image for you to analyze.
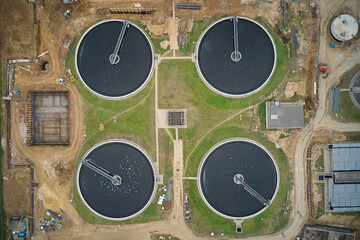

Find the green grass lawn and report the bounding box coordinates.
[182,16,225,55]
[336,64,360,122]
[337,91,360,122]
[130,19,170,55]
[315,152,324,170]
[346,132,360,141]
[338,64,360,87]
[159,129,174,177]
[315,183,325,219]
[332,211,360,217]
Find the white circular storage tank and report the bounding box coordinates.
[330,14,358,42]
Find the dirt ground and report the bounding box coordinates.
[2,167,32,216]
[1,0,360,239]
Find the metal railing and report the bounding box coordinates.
[235,175,270,206]
[81,159,122,185]
[110,21,129,65]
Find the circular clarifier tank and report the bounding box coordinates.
[196,17,276,97]
[76,20,154,99]
[198,138,279,219]
[330,14,358,42]
[77,140,156,220]
[350,71,360,110]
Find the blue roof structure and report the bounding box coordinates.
[328,182,360,211]
[329,143,360,212]
[331,143,360,171]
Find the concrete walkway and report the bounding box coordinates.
[173,140,184,220]
[155,60,160,163]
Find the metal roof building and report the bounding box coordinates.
[328,86,340,114]
[266,102,304,129]
[326,143,360,212]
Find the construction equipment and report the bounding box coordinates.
[319,62,329,78]
[56,78,70,87]
[330,42,337,48]
[62,0,78,4]
[64,10,71,19]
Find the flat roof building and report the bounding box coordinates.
[328,86,340,114]
[324,143,360,212]
[266,101,304,129]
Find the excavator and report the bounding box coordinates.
[319,62,329,79]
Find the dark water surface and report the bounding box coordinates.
[78,142,155,219]
[197,18,275,95]
[200,140,278,218]
[77,21,153,98]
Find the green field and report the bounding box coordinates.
[315,183,325,219]
[182,16,224,55]
[336,64,360,122]
[346,132,360,141]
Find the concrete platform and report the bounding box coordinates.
[266,101,304,129]
[32,92,69,144]
[157,109,187,128]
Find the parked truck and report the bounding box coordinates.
[62,0,78,4]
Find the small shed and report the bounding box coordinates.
[266,101,304,129]
[328,86,340,114]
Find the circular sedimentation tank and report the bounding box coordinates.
[330,14,358,42]
[196,17,276,97]
[349,71,360,110]
[198,138,279,219]
[76,20,154,99]
[77,140,156,220]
